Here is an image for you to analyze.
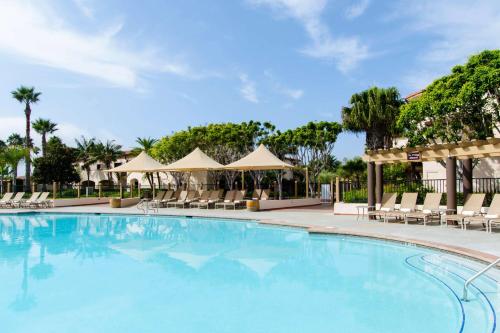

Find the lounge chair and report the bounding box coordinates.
[158,190,175,207]
[7,192,25,208]
[367,193,397,220]
[167,191,188,208]
[21,192,41,208]
[224,190,247,210]
[260,189,270,200]
[215,190,237,209]
[32,192,52,208]
[176,190,199,208]
[463,194,500,232]
[251,189,262,200]
[150,191,166,208]
[383,193,418,223]
[404,193,443,225]
[0,192,14,208]
[444,193,486,229]
[190,190,211,208]
[196,190,223,209]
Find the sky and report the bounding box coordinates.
[1,0,500,160]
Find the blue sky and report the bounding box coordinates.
[1,0,499,159]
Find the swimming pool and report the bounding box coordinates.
[0,213,497,333]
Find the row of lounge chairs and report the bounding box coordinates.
[146,188,270,210]
[0,192,53,209]
[368,192,500,232]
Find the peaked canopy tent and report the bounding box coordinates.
[158,148,224,172]
[107,151,168,197]
[157,148,224,190]
[224,144,293,171]
[225,144,293,195]
[108,151,168,173]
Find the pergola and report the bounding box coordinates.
[362,137,500,212]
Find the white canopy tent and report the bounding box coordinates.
[224,144,293,171]
[107,151,168,197]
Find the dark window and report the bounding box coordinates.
[96,164,101,170]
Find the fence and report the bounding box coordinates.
[338,178,500,206]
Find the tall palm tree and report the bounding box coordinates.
[32,118,58,157]
[342,87,402,150]
[94,140,123,183]
[11,86,42,192]
[75,136,97,187]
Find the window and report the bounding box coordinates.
[96,164,101,170]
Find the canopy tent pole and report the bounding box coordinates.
[241,170,245,190]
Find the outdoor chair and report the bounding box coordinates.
[260,189,270,200]
[32,192,52,208]
[224,190,247,210]
[215,190,237,209]
[0,192,14,208]
[21,192,42,208]
[383,192,418,223]
[197,190,224,209]
[404,193,443,225]
[463,194,500,232]
[444,193,486,229]
[7,192,25,208]
[173,190,198,208]
[251,189,262,200]
[167,191,188,208]
[158,190,175,207]
[190,190,211,208]
[367,193,397,220]
[150,191,166,208]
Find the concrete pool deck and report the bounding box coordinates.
[2,203,500,262]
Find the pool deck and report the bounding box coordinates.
[2,204,500,262]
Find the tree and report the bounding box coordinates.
[7,133,25,146]
[0,147,11,193]
[133,137,159,186]
[336,157,366,186]
[3,145,29,190]
[133,137,158,155]
[32,118,57,157]
[290,121,343,195]
[342,87,402,150]
[93,140,123,183]
[11,86,41,192]
[75,137,97,187]
[32,137,80,185]
[398,50,500,146]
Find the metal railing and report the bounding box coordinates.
[462,258,500,301]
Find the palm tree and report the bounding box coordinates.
[11,86,42,192]
[0,147,11,194]
[94,140,123,183]
[7,133,24,146]
[4,146,29,191]
[75,136,97,188]
[342,87,402,150]
[32,118,58,157]
[133,137,159,186]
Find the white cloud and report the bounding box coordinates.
[239,74,259,103]
[248,0,370,72]
[345,0,370,19]
[264,70,304,100]
[0,0,196,89]
[73,0,94,19]
[399,0,500,89]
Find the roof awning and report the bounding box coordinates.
[158,148,224,172]
[224,144,294,170]
[107,151,167,173]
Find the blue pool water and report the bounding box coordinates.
[0,213,498,333]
